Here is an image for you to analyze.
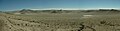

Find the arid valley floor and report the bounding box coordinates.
[1,9,120,31]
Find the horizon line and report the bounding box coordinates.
[1,8,120,11]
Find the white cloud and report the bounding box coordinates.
[11,8,120,11]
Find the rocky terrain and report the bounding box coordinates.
[1,9,120,31]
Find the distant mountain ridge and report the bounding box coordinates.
[2,9,120,15]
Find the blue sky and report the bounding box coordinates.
[0,0,120,11]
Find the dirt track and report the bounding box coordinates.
[1,12,120,31]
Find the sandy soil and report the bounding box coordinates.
[1,11,120,31]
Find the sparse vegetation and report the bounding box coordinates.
[1,9,120,31]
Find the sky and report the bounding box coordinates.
[0,0,120,11]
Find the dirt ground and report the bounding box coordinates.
[1,10,120,31]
